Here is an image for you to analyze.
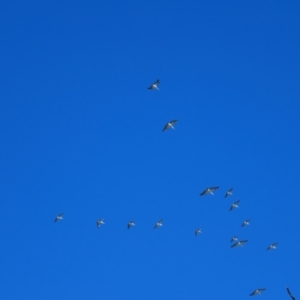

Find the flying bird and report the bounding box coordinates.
[148,79,160,90]
[54,213,64,222]
[195,228,202,236]
[231,236,238,242]
[231,240,248,248]
[266,242,278,250]
[96,219,105,228]
[127,221,136,229]
[225,188,234,198]
[250,288,266,296]
[286,287,296,300]
[200,187,219,196]
[163,120,178,131]
[241,219,251,227]
[154,219,163,229]
[230,200,240,211]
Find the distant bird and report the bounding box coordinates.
[200,187,219,196]
[163,120,178,132]
[54,213,64,222]
[266,242,278,250]
[230,200,240,211]
[241,219,251,227]
[148,79,160,90]
[231,236,238,242]
[225,188,234,198]
[231,240,248,248]
[286,287,296,300]
[127,221,136,229]
[154,219,163,229]
[250,288,266,296]
[195,228,202,236]
[96,219,105,228]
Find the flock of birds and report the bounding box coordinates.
[54,79,296,298]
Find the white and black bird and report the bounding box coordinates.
[231,240,248,248]
[148,79,160,90]
[195,228,202,236]
[163,120,178,132]
[266,242,278,250]
[231,236,238,242]
[200,187,219,196]
[287,287,296,300]
[96,219,105,228]
[225,188,234,198]
[250,288,266,296]
[154,219,163,229]
[230,200,240,211]
[54,213,64,222]
[127,221,136,229]
[242,219,251,227]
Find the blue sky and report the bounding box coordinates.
[1,1,299,299]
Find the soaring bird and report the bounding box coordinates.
[127,221,136,229]
[54,213,64,222]
[266,242,278,250]
[200,187,219,196]
[225,188,234,198]
[163,120,178,131]
[231,236,238,242]
[195,228,202,236]
[230,200,240,211]
[287,287,296,300]
[148,79,160,90]
[241,219,251,227]
[250,288,266,296]
[231,240,248,248]
[154,219,163,229]
[96,219,105,228]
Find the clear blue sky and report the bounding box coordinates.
[1,1,299,299]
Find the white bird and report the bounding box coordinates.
[54,213,64,222]
[286,287,296,300]
[96,219,105,228]
[148,79,160,90]
[225,188,234,198]
[231,236,238,242]
[195,228,202,236]
[231,240,248,248]
[200,187,219,196]
[163,120,178,131]
[266,242,278,250]
[154,219,163,229]
[230,200,240,211]
[250,288,266,296]
[241,219,251,227]
[127,221,136,229]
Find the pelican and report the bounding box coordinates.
[148,79,160,90]
[54,213,64,222]
[266,242,278,250]
[154,219,163,229]
[250,288,266,296]
[231,236,238,242]
[96,219,105,228]
[230,200,240,211]
[127,221,136,229]
[195,228,202,236]
[241,219,251,227]
[163,120,178,132]
[286,287,296,300]
[225,188,234,198]
[231,240,248,248]
[200,187,219,196]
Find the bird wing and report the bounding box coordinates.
[200,189,208,196]
[210,186,219,191]
[287,287,296,300]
